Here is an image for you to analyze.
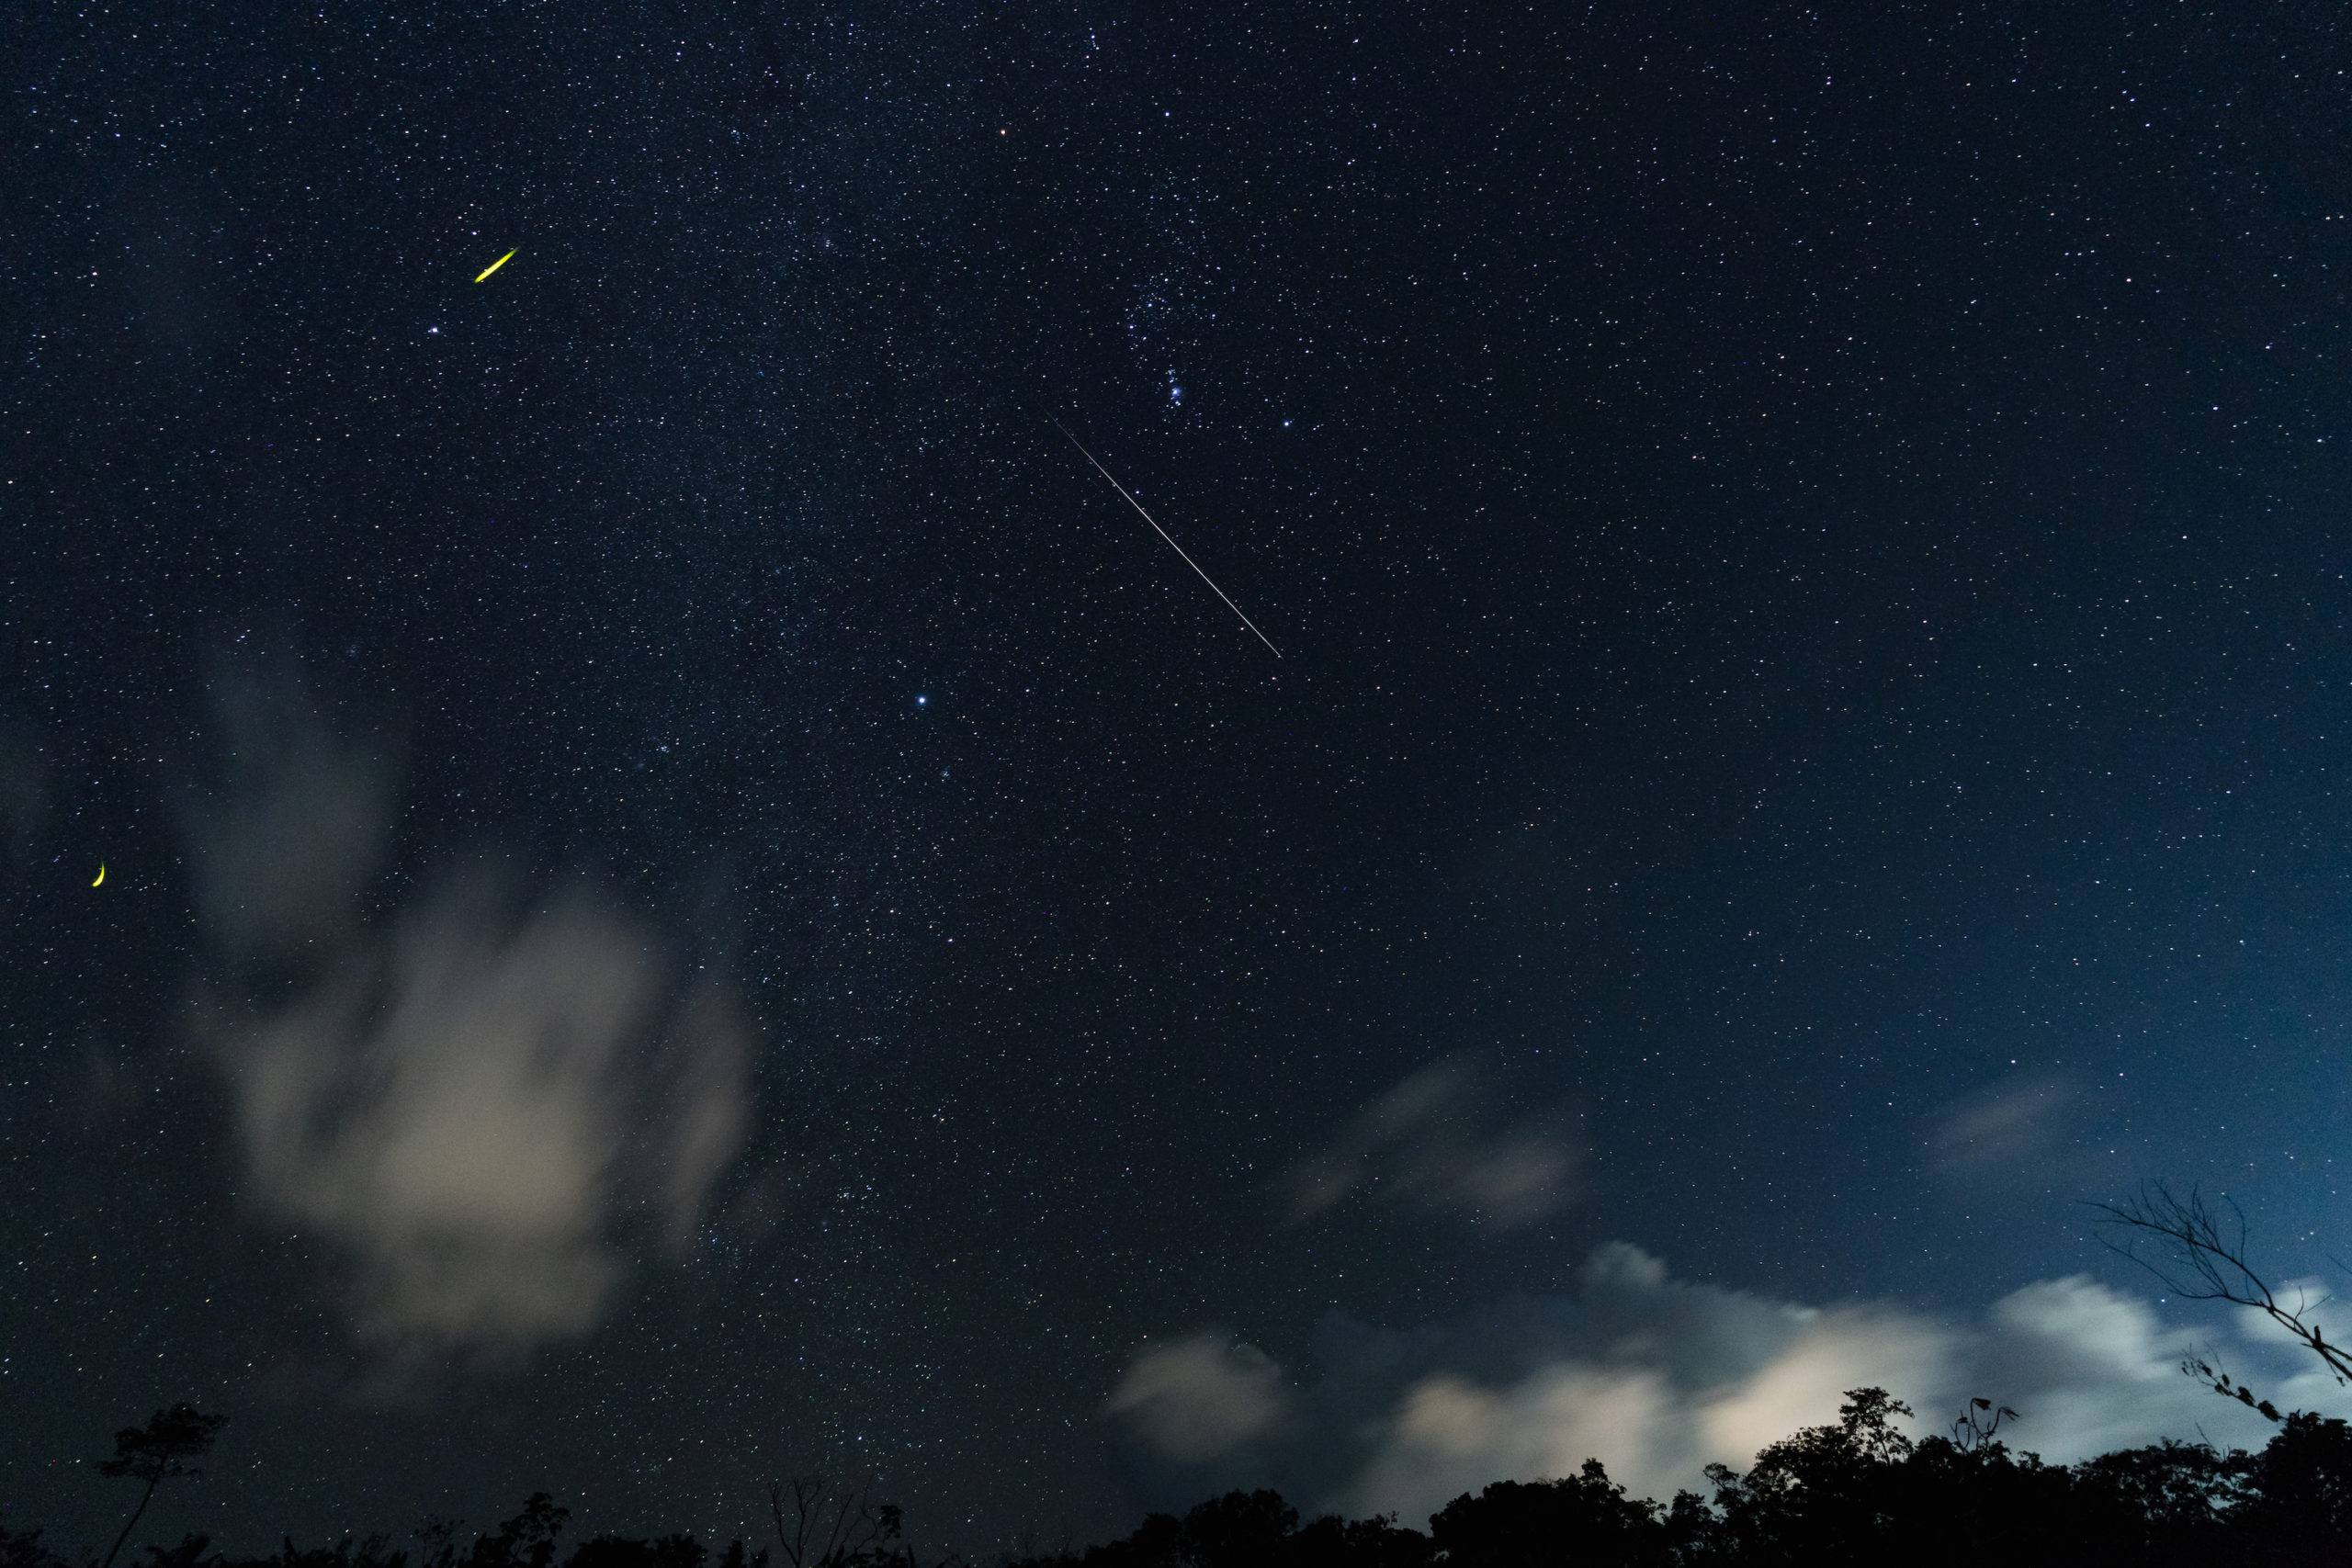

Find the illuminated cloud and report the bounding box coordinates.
[1109,1335,1292,1462]
[225,885,661,1342]
[187,668,752,1349]
[1110,1242,2351,1521]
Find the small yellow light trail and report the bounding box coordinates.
[91,863,105,887]
[474,248,517,283]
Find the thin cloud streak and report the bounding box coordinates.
[1280,1055,1579,1229]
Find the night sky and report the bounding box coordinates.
[10,0,2352,1557]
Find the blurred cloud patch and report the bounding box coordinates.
[1110,1334,1292,1465]
[185,664,752,1350]
[1929,1077,2080,1187]
[1280,1055,1579,1229]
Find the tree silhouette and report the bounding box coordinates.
[22,1410,2352,1568]
[1704,1387,1920,1562]
[139,1538,223,1568]
[1429,1465,1669,1568]
[2233,1411,2352,1565]
[1173,1491,1297,1568]
[767,1479,905,1568]
[97,1404,229,1568]
[1,1528,73,1568]
[1067,1489,1431,1568]
[414,1519,462,1568]
[468,1495,571,1568]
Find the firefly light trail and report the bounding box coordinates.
[1054,421,1283,659]
[474,248,517,283]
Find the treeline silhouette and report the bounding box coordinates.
[1046,1389,2352,1567]
[2,1494,775,1568]
[12,1388,2352,1568]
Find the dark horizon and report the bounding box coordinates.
[24,1387,2352,1568]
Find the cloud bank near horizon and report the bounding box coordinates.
[1110,1241,2351,1524]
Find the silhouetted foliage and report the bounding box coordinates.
[262,1534,409,1568]
[467,1495,571,1568]
[1072,1511,1179,1568]
[413,1518,462,1568]
[1704,1386,1926,1563]
[2232,1411,2352,1566]
[1282,1516,1427,1568]
[0,1529,72,1568]
[1947,1396,2021,1453]
[1024,1384,2352,1568]
[1171,1491,1297,1568]
[1062,1492,1426,1568]
[566,1537,714,1568]
[97,1404,231,1568]
[2184,1355,2283,1425]
[39,1392,2352,1568]
[1429,1464,1673,1568]
[140,1538,224,1568]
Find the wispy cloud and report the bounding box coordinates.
[1928,1077,2080,1185]
[180,665,395,959]
[1108,1242,2350,1522]
[1279,1055,1579,1228]
[186,667,752,1350]
[0,723,52,862]
[644,985,758,1260]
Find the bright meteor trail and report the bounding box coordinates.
[1054,421,1283,659]
[474,248,517,283]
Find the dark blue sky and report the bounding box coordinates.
[6,0,2351,1556]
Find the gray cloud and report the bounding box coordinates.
[223,885,663,1343]
[1929,1077,2080,1185]
[1281,1055,1579,1228]
[181,667,394,959]
[1110,1336,1291,1464]
[643,986,758,1260]
[0,723,51,861]
[1109,1243,2352,1522]
[187,669,752,1350]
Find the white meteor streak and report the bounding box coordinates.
[1054,421,1283,659]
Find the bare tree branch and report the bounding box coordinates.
[768,1478,902,1568]
[2091,1180,2352,1391]
[1950,1396,2022,1454]
[2178,1354,2283,1425]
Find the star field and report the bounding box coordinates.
[9,0,2352,1555]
